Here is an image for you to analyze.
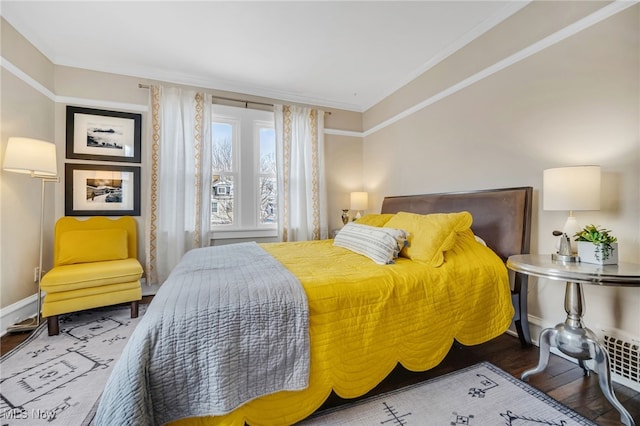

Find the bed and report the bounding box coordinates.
[95,186,532,426]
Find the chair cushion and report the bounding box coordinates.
[41,258,143,293]
[58,228,128,265]
[41,284,141,317]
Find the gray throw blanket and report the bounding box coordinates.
[94,242,309,426]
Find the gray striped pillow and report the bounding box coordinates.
[333,222,408,264]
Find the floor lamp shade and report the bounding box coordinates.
[3,137,58,177]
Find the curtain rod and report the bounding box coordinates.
[138,83,331,114]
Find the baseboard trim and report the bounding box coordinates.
[0,293,38,337]
[142,282,160,296]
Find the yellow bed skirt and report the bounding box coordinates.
[172,231,514,425]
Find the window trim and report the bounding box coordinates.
[210,228,277,240]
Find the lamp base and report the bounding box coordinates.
[6,317,40,333]
[562,215,581,254]
[552,253,580,263]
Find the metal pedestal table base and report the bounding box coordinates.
[521,281,635,426]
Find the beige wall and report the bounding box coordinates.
[1,19,56,311]
[363,2,640,337]
[1,18,363,312]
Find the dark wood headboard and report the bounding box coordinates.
[381,186,534,346]
[381,187,533,262]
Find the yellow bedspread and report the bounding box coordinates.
[173,230,514,426]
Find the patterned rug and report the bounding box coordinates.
[1,312,596,426]
[299,362,596,426]
[0,305,145,425]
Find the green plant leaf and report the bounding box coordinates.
[573,224,617,244]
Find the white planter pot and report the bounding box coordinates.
[577,241,618,265]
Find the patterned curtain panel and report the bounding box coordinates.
[274,105,328,242]
[145,86,212,285]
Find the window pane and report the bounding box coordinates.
[259,176,277,225]
[259,128,276,174]
[212,122,233,172]
[212,175,233,225]
[258,127,277,225]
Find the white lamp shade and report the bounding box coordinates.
[543,166,600,211]
[3,137,57,177]
[350,191,368,211]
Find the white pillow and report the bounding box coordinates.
[334,222,408,265]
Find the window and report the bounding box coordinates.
[211,121,235,226]
[211,105,276,235]
[258,126,277,225]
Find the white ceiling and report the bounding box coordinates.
[1,1,528,112]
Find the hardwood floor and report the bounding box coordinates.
[2,301,638,425]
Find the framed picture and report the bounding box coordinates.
[66,106,141,163]
[65,163,141,216]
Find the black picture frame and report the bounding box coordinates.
[66,106,142,163]
[65,163,141,216]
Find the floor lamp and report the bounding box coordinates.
[3,137,58,333]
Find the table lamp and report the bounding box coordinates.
[3,137,58,332]
[543,165,600,258]
[350,191,368,220]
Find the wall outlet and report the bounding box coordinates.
[33,266,40,283]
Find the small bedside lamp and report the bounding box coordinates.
[543,165,600,257]
[350,191,368,220]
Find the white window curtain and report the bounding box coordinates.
[274,105,328,241]
[145,85,212,284]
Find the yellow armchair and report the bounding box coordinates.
[40,216,143,335]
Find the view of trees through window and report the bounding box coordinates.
[211,122,234,225]
[259,128,277,225]
[211,108,276,229]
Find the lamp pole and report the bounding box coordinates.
[7,175,58,333]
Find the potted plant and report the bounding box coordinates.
[574,224,618,265]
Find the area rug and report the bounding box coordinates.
[299,362,596,426]
[0,305,145,425]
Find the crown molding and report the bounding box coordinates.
[363,0,639,138]
[363,0,531,112]
[46,59,365,113]
[5,0,634,140]
[2,56,362,137]
[0,1,532,114]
